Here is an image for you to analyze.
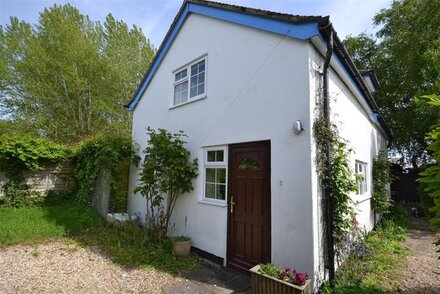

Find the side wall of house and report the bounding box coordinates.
[128,13,317,276]
[308,44,388,283]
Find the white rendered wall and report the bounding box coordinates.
[128,14,316,276]
[308,44,388,285]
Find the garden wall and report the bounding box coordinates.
[0,163,73,197]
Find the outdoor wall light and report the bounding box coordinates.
[293,120,304,135]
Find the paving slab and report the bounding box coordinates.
[166,260,251,294]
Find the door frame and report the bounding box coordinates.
[226,140,271,271]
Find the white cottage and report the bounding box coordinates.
[126,0,390,289]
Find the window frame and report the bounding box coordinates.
[355,160,368,195]
[171,56,207,108]
[201,146,228,205]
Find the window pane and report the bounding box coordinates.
[207,151,216,162]
[181,90,188,103]
[191,64,198,75]
[191,76,197,87]
[206,168,216,182]
[199,73,205,83]
[175,69,187,81]
[198,84,204,96]
[190,87,197,98]
[206,183,215,199]
[199,60,205,72]
[239,157,262,170]
[217,168,226,184]
[216,184,226,200]
[216,150,224,162]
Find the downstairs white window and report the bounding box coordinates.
[203,147,227,202]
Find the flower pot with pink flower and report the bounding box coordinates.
[250,263,311,294]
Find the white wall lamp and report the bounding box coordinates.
[293,120,304,135]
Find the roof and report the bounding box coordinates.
[360,70,380,90]
[126,0,391,140]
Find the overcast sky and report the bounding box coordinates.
[1,0,391,48]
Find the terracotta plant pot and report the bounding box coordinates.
[172,238,192,259]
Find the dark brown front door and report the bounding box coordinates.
[227,141,271,271]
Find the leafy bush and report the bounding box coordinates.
[0,135,68,207]
[135,128,198,243]
[71,135,136,212]
[372,151,393,213]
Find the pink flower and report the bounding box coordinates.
[295,273,305,285]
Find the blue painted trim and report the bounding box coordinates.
[128,2,320,111]
[188,3,319,40]
[128,5,189,111]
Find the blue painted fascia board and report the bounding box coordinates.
[188,2,319,40]
[128,2,320,111]
[128,5,189,111]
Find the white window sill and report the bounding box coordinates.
[169,95,206,110]
[357,194,372,204]
[198,199,227,208]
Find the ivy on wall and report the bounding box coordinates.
[0,135,68,207]
[314,117,359,258]
[372,151,392,213]
[71,135,138,212]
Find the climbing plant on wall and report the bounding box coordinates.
[314,117,359,258]
[372,151,392,213]
[71,135,137,212]
[0,135,68,207]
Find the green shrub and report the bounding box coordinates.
[71,135,137,212]
[0,135,68,207]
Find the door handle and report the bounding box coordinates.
[230,196,235,213]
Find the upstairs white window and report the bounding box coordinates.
[203,147,227,202]
[173,57,206,106]
[355,161,368,195]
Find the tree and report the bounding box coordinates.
[0,4,155,143]
[343,0,440,166]
[134,128,198,243]
[418,95,440,256]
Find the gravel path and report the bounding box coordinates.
[0,239,183,293]
[392,217,440,294]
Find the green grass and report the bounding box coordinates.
[0,201,198,274]
[0,201,99,246]
[323,206,409,294]
[75,222,199,274]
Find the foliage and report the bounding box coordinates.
[76,221,199,274]
[418,95,440,227]
[344,0,440,165]
[258,263,308,286]
[418,95,440,255]
[135,128,198,243]
[71,135,135,212]
[0,201,99,246]
[372,152,393,213]
[0,135,68,207]
[0,4,155,143]
[314,117,359,259]
[322,207,409,293]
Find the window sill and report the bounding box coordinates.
[169,95,206,110]
[198,199,227,208]
[357,194,372,204]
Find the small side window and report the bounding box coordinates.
[355,161,368,195]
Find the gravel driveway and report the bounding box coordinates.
[0,239,183,293]
[392,217,440,294]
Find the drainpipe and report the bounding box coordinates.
[319,21,335,285]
